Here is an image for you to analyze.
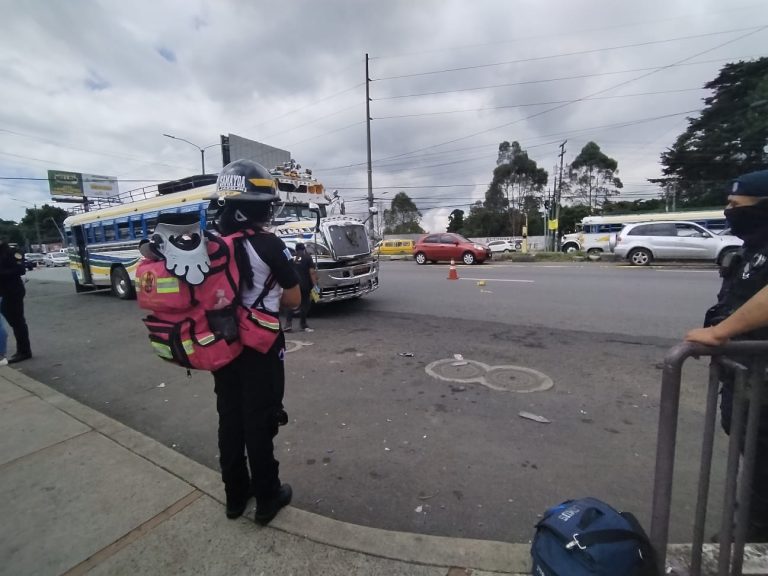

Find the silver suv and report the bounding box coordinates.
[611,221,742,266]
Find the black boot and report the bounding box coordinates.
[8,352,32,364]
[255,484,292,526]
[225,493,249,519]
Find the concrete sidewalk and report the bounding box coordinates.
[1,366,766,576]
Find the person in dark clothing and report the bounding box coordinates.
[208,160,301,525]
[0,241,32,363]
[691,169,768,542]
[285,243,317,333]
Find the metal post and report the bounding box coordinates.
[650,343,689,574]
[201,149,206,175]
[690,361,722,575]
[33,203,41,248]
[365,53,374,235]
[555,141,566,252]
[731,358,766,575]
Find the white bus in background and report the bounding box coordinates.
[560,209,727,254]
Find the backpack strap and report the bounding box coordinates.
[565,528,646,550]
[251,273,277,310]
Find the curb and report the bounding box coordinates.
[3,367,531,574]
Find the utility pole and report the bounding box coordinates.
[555,140,567,252]
[33,204,41,249]
[365,53,374,235]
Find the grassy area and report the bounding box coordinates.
[494,251,609,263]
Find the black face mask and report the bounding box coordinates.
[724,201,768,244]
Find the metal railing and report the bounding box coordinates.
[651,341,768,575]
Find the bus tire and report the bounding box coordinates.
[562,243,579,253]
[111,266,136,300]
[628,248,652,266]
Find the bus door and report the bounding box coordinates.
[72,225,92,285]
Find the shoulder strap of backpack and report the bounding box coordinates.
[567,526,658,576]
[252,273,277,309]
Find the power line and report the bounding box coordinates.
[372,27,764,81]
[0,128,194,172]
[372,26,767,165]
[261,103,359,140]
[373,56,758,100]
[373,88,705,120]
[282,121,365,148]
[245,82,364,131]
[369,5,765,60]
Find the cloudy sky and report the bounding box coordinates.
[1,0,766,232]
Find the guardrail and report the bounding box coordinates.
[651,341,768,575]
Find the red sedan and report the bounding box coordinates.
[412,233,491,265]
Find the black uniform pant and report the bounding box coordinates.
[212,336,286,504]
[720,376,768,536]
[0,289,31,356]
[287,287,311,329]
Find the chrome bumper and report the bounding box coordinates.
[317,261,379,302]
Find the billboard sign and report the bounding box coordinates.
[82,173,119,198]
[48,170,119,198]
[48,170,83,196]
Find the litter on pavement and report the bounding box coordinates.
[518,411,551,424]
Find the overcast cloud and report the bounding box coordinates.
[1,0,766,231]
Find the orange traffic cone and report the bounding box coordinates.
[447,259,459,280]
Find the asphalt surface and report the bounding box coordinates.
[13,262,727,543]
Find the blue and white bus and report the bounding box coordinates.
[63,169,379,302]
[560,209,727,254]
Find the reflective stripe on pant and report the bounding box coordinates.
[213,335,286,502]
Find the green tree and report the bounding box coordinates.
[383,192,424,234]
[558,205,592,235]
[0,219,25,244]
[568,142,623,212]
[464,141,548,236]
[660,58,768,207]
[446,209,465,233]
[493,141,548,232]
[19,204,69,244]
[601,198,666,214]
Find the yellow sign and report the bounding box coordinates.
[548,219,559,231]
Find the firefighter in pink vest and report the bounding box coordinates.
[208,160,300,524]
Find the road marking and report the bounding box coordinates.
[425,359,553,393]
[459,277,535,283]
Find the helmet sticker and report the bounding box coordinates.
[217,174,246,192]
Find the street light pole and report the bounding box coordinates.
[163,134,220,174]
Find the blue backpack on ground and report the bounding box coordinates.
[530,497,658,576]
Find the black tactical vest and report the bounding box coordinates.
[705,244,768,340]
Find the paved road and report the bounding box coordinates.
[13,262,726,543]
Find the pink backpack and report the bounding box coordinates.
[137,226,281,371]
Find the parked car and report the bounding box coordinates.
[24,253,45,270]
[43,252,70,267]
[611,221,742,266]
[374,239,415,256]
[486,239,520,254]
[413,233,491,265]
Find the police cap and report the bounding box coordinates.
[729,169,768,198]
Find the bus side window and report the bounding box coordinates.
[144,216,157,237]
[104,222,116,242]
[93,224,103,243]
[117,222,131,240]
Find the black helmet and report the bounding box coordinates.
[208,160,279,234]
[210,159,278,203]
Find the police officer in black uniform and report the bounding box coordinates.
[0,241,32,363]
[702,169,768,542]
[208,160,301,525]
